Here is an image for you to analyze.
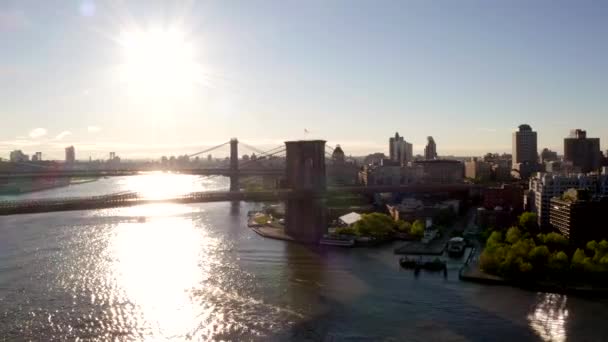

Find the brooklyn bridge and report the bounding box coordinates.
[0,139,474,242]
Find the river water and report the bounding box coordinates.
[0,174,607,341]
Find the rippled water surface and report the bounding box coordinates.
[1,176,608,341]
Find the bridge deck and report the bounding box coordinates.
[0,184,474,216]
[0,168,285,179]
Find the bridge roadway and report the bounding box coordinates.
[0,184,475,216]
[0,168,285,179]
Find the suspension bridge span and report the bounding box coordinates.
[0,140,475,243]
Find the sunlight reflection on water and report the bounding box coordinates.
[527,293,568,342]
[119,172,225,200]
[91,203,301,340]
[108,216,204,338]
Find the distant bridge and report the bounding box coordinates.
[0,168,284,180]
[0,139,286,192]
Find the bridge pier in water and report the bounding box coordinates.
[229,138,239,192]
[284,140,327,243]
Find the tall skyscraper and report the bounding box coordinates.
[564,129,600,173]
[512,124,538,164]
[424,136,437,160]
[389,132,413,165]
[65,146,75,164]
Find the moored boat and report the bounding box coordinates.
[421,258,447,271]
[400,256,447,271]
[447,237,466,257]
[399,256,419,269]
[319,234,355,247]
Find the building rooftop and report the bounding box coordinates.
[339,212,362,226]
[518,124,532,131]
[413,159,461,164]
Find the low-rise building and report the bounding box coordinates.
[413,159,464,184]
[465,158,492,181]
[337,212,362,227]
[492,163,512,182]
[512,161,541,180]
[540,148,559,163]
[327,145,359,185]
[550,189,608,244]
[476,207,512,229]
[358,164,424,186]
[483,184,524,212]
[9,150,29,162]
[388,199,459,223]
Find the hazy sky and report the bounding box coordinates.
[1,0,607,159]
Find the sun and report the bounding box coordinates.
[117,28,203,99]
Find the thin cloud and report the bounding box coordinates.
[0,139,42,147]
[87,126,102,133]
[54,131,72,140]
[29,128,47,138]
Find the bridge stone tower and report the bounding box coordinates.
[284,140,327,243]
[230,138,239,192]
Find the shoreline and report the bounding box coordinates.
[0,178,98,197]
[459,248,608,297]
[459,269,608,297]
[252,225,608,297]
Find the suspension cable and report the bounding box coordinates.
[186,141,230,158]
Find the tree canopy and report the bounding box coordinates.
[518,212,538,232]
[480,227,608,283]
[352,213,396,240]
[410,220,425,238]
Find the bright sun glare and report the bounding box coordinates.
[117,28,203,98]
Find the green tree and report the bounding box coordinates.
[353,213,395,240]
[518,212,538,232]
[548,251,569,272]
[480,249,500,273]
[544,232,568,251]
[519,261,534,273]
[506,226,522,244]
[572,248,587,266]
[335,227,356,236]
[410,220,425,238]
[487,231,503,247]
[395,220,411,233]
[582,257,598,273]
[587,240,598,252]
[599,240,608,253]
[528,245,550,266]
[571,248,587,270]
[511,238,535,258]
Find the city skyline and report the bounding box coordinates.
[2,1,608,158]
[1,124,603,161]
